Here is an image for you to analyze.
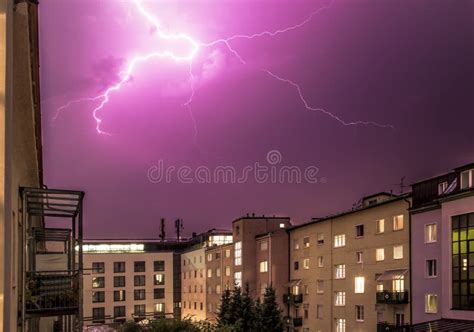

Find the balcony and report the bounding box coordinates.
[25,270,80,316]
[377,323,411,332]
[376,291,409,304]
[283,293,303,304]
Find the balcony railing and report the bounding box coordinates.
[283,293,303,304]
[25,270,79,315]
[376,291,409,304]
[377,323,412,332]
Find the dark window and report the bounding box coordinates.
[215,253,221,259]
[294,261,299,270]
[92,262,104,274]
[154,260,165,271]
[452,212,474,310]
[92,291,105,303]
[114,276,126,287]
[114,262,125,273]
[154,288,165,299]
[356,225,364,237]
[134,289,146,300]
[134,261,146,272]
[114,290,126,302]
[427,260,437,277]
[92,277,105,288]
[114,306,126,318]
[134,275,146,286]
[92,307,105,323]
[134,304,146,316]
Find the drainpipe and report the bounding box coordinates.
[404,197,413,326]
[286,228,290,332]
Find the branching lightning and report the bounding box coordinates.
[55,0,394,136]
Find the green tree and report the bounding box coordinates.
[237,283,256,331]
[253,298,264,331]
[261,285,283,332]
[217,288,233,327]
[229,286,243,327]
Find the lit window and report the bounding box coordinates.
[335,291,346,306]
[92,277,105,288]
[460,169,474,189]
[303,236,310,248]
[356,251,363,263]
[234,271,242,288]
[318,256,324,267]
[317,233,324,245]
[207,269,212,278]
[438,181,448,195]
[393,245,403,259]
[216,285,222,294]
[334,234,346,248]
[234,241,242,266]
[216,268,221,277]
[355,225,364,237]
[392,276,405,292]
[154,274,165,286]
[355,305,364,321]
[279,223,285,228]
[316,280,324,293]
[336,318,346,332]
[393,215,404,231]
[303,258,310,269]
[260,261,269,273]
[376,219,385,234]
[425,294,438,313]
[376,283,384,292]
[426,259,437,278]
[225,266,231,276]
[207,253,213,262]
[292,285,300,295]
[260,241,268,251]
[225,249,231,258]
[425,224,437,243]
[154,303,165,314]
[294,239,300,250]
[335,264,346,279]
[114,290,125,301]
[376,248,385,261]
[355,277,365,294]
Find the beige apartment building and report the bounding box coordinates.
[288,193,412,332]
[181,247,206,321]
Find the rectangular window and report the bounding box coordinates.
[425,224,437,243]
[294,239,300,250]
[207,269,212,278]
[393,215,404,231]
[460,169,474,189]
[234,271,242,288]
[216,267,221,277]
[303,236,310,248]
[376,219,385,234]
[134,275,145,286]
[376,283,384,292]
[294,261,299,270]
[154,274,165,285]
[114,276,125,287]
[134,261,145,272]
[336,318,346,332]
[112,261,125,273]
[154,303,165,314]
[451,212,474,310]
[225,266,231,276]
[154,260,165,271]
[234,241,242,266]
[356,251,363,263]
[426,259,437,278]
[317,304,323,319]
[355,305,364,322]
[317,233,324,245]
[225,249,231,258]
[316,280,324,293]
[207,253,213,261]
[260,261,269,272]
[335,291,346,306]
[393,245,403,259]
[92,262,105,274]
[376,248,385,261]
[425,294,438,313]
[114,290,126,301]
[335,264,346,279]
[215,252,221,259]
[303,258,310,269]
[304,304,309,319]
[134,289,146,300]
[354,277,365,294]
[438,181,448,195]
[154,288,165,299]
[134,304,145,316]
[260,240,268,251]
[356,225,364,237]
[92,291,105,303]
[92,277,105,288]
[393,276,405,292]
[318,256,324,267]
[334,234,346,248]
[114,306,126,318]
[92,307,105,322]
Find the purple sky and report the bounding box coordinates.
[39,0,474,239]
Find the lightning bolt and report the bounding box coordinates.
[55,0,394,136]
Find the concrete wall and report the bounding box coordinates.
[181,247,206,321]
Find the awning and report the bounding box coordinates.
[376,269,408,281]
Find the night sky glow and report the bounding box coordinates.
[40,0,474,238]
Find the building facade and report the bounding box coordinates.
[411,163,474,325]
[288,193,412,332]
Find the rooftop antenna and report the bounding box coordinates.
[399,176,407,194]
[159,218,165,241]
[175,219,183,241]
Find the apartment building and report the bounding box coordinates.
[411,163,474,326]
[288,193,412,332]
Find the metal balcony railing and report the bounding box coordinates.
[377,323,412,332]
[25,270,79,315]
[376,290,409,304]
[283,293,303,304]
